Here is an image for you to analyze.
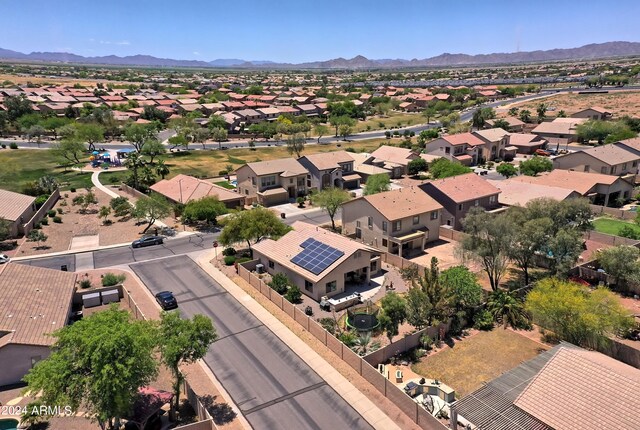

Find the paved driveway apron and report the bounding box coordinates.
[131,255,373,430]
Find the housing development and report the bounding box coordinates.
[1,3,640,430]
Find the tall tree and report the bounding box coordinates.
[379,292,407,343]
[51,138,86,166]
[154,159,170,179]
[124,152,145,190]
[219,207,291,250]
[506,209,553,285]
[23,308,158,430]
[5,94,33,122]
[124,123,155,152]
[363,173,390,195]
[158,312,217,417]
[596,245,640,287]
[536,103,548,123]
[133,193,171,233]
[314,123,329,143]
[76,123,105,152]
[519,109,532,123]
[310,188,350,231]
[286,132,306,158]
[140,139,166,164]
[182,196,228,225]
[519,156,553,176]
[496,162,518,178]
[192,127,211,149]
[210,127,228,149]
[413,257,453,326]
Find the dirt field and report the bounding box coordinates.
[0,73,131,87]
[505,90,640,119]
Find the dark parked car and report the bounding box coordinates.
[155,291,178,310]
[132,236,164,248]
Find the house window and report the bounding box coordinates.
[326,281,337,293]
[298,177,305,186]
[393,220,401,232]
[305,280,313,292]
[445,147,450,154]
[261,175,276,187]
[290,178,293,184]
[251,177,256,186]
[382,221,388,233]
[430,211,438,220]
[622,163,628,171]
[268,260,274,269]
[633,161,637,167]
[610,166,617,174]
[245,189,249,195]
[489,195,496,204]
[368,216,373,229]
[584,165,590,172]
[601,166,608,174]
[382,238,388,247]
[356,220,361,228]
[458,204,463,211]
[413,215,420,225]
[474,200,479,206]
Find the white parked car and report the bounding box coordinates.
[0,254,10,264]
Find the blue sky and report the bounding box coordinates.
[0,0,638,62]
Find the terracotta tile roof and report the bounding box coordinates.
[510,170,619,195]
[252,221,375,282]
[514,347,640,430]
[423,173,500,203]
[616,137,640,152]
[350,187,443,221]
[508,133,547,147]
[370,145,417,166]
[570,144,640,165]
[0,189,35,221]
[0,264,76,347]
[487,179,577,206]
[442,132,485,147]
[299,151,354,171]
[532,118,587,135]
[150,174,244,204]
[473,128,509,142]
[242,158,307,176]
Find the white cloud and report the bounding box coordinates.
[98,40,130,46]
[193,51,201,56]
[116,41,130,46]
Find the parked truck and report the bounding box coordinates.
[319,292,361,312]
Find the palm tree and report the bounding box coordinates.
[139,166,156,187]
[354,333,372,356]
[486,290,530,329]
[123,152,145,189]
[536,103,548,123]
[155,159,170,179]
[519,109,532,123]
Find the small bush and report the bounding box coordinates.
[473,309,494,331]
[222,247,236,256]
[218,170,228,176]
[57,208,63,214]
[33,223,41,230]
[34,195,49,209]
[236,257,251,264]
[1,143,5,149]
[268,273,289,294]
[79,278,92,289]
[52,216,62,223]
[70,187,76,192]
[47,210,56,217]
[284,285,302,303]
[317,317,337,335]
[9,142,18,149]
[40,218,49,226]
[223,255,236,266]
[101,272,126,287]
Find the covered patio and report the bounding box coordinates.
[389,229,428,257]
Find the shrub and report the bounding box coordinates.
[34,195,49,209]
[473,309,494,331]
[9,142,18,149]
[223,255,236,266]
[52,216,62,223]
[218,170,228,176]
[57,208,63,214]
[268,273,289,294]
[1,143,5,149]
[317,317,337,335]
[40,218,49,226]
[33,223,41,230]
[236,257,251,264]
[101,272,126,287]
[47,210,56,217]
[222,247,236,256]
[79,278,92,289]
[284,285,302,303]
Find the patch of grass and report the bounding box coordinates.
[352,111,422,133]
[100,170,129,185]
[214,181,235,189]
[411,329,546,397]
[226,155,247,165]
[592,217,640,236]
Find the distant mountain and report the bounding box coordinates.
[0,41,639,69]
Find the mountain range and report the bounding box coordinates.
[0,41,639,69]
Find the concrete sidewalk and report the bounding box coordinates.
[194,253,401,430]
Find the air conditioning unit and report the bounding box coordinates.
[256,264,264,274]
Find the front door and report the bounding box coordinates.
[355,228,362,239]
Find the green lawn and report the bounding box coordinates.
[592,217,640,236]
[100,170,130,186]
[0,149,92,192]
[214,181,235,189]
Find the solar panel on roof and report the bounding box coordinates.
[291,238,344,275]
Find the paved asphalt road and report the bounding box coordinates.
[16,209,334,271]
[131,256,373,430]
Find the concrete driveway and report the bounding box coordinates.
[130,256,373,430]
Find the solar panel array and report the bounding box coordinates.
[291,238,345,275]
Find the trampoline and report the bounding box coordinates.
[346,302,380,332]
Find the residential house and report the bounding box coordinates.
[506,133,548,154]
[423,132,484,165]
[362,145,419,178]
[251,221,379,301]
[234,108,264,124]
[531,117,587,145]
[398,102,419,112]
[552,144,639,179]
[341,187,443,256]
[295,104,321,117]
[484,116,525,132]
[350,152,394,182]
[235,158,308,206]
[473,128,516,162]
[420,173,501,230]
[487,179,581,206]
[510,169,634,206]
[150,174,245,209]
[571,106,613,121]
[298,151,361,191]
[451,343,640,430]
[0,189,38,237]
[0,263,76,386]
[612,137,640,172]
[256,107,280,120]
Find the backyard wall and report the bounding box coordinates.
[120,183,148,199]
[438,226,467,242]
[590,204,637,221]
[583,230,640,247]
[237,262,445,430]
[22,188,60,236]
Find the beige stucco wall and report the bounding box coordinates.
[0,344,51,386]
[553,152,637,176]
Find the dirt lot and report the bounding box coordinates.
[504,90,640,119]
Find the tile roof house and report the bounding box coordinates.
[298,151,361,191]
[235,158,308,206]
[451,343,640,430]
[506,133,548,154]
[0,189,38,237]
[552,144,639,178]
[342,187,443,256]
[510,169,634,207]
[532,117,587,145]
[485,116,525,132]
[363,145,420,178]
[420,173,501,230]
[424,133,484,165]
[570,106,613,121]
[150,174,245,209]
[487,179,580,206]
[251,221,380,301]
[0,263,76,386]
[473,128,516,162]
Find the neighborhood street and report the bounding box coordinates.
[130,256,374,430]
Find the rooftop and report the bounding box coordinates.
[487,179,578,206]
[0,189,35,222]
[568,143,640,165]
[299,150,354,171]
[150,174,243,204]
[441,132,485,147]
[510,169,620,195]
[370,145,417,166]
[422,172,500,203]
[241,157,307,176]
[351,186,443,221]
